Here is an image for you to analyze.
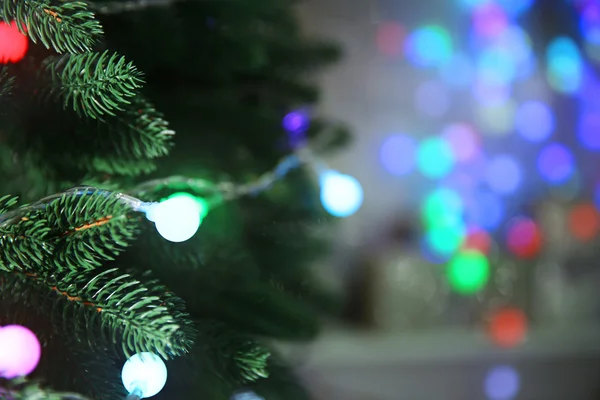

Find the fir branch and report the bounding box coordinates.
[42,189,140,270]
[201,321,270,384]
[0,67,15,102]
[88,95,175,160]
[46,267,196,359]
[44,51,144,119]
[84,155,158,176]
[0,190,140,272]
[1,378,91,400]
[0,0,103,54]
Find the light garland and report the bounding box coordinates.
[0,145,363,242]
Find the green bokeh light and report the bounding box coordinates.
[425,219,466,255]
[423,188,463,226]
[446,250,490,295]
[417,138,455,179]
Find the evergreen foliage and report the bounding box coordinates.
[0,0,346,398]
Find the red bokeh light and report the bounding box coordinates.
[376,22,406,57]
[0,21,28,64]
[506,217,542,258]
[568,203,600,241]
[488,307,528,348]
[462,226,491,254]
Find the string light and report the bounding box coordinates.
[0,142,363,241]
[0,21,28,64]
[121,352,167,399]
[319,170,363,217]
[145,193,209,243]
[0,325,41,379]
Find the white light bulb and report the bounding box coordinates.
[319,170,363,217]
[121,352,167,399]
[146,193,204,242]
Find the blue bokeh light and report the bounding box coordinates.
[594,182,600,210]
[581,4,600,45]
[537,143,575,184]
[496,0,535,17]
[380,134,417,176]
[546,36,583,94]
[577,111,600,150]
[465,190,504,230]
[477,48,517,86]
[485,155,522,195]
[514,100,555,142]
[458,0,488,9]
[405,25,453,67]
[440,53,473,88]
[495,26,535,79]
[484,365,520,400]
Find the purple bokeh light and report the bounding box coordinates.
[484,365,520,400]
[380,134,417,176]
[537,143,575,184]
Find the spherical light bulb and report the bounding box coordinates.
[146,193,208,243]
[121,352,167,398]
[319,170,363,217]
[0,325,41,379]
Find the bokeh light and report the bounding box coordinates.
[537,143,575,184]
[473,80,512,105]
[447,250,490,295]
[282,110,310,134]
[488,307,528,348]
[514,100,555,142]
[422,188,464,226]
[506,217,542,258]
[376,21,406,57]
[475,100,517,135]
[439,53,474,88]
[485,155,522,195]
[568,203,600,241]
[320,171,363,218]
[462,226,492,254]
[465,190,505,231]
[415,80,450,117]
[577,111,600,150]
[546,36,583,94]
[495,26,535,79]
[405,25,453,67]
[417,137,455,179]
[472,2,508,38]
[580,3,600,45]
[380,134,417,176]
[476,47,517,86]
[484,365,521,400]
[496,0,535,17]
[442,123,480,162]
[425,220,467,256]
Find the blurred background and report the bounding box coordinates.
[279,0,600,399]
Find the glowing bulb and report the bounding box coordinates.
[121,352,167,398]
[320,170,363,217]
[0,325,41,379]
[146,192,209,242]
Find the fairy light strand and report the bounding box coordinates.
[0,147,324,228]
[89,0,184,15]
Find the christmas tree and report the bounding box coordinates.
[0,0,356,398]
